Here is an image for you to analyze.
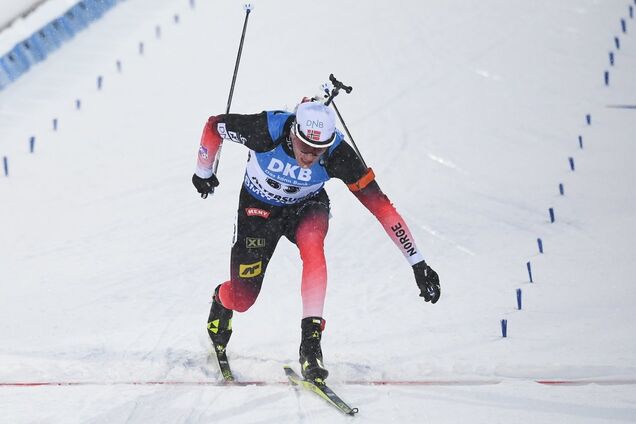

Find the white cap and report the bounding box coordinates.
[293,101,336,148]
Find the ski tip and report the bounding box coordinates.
[283,366,301,386]
[283,366,296,377]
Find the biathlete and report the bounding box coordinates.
[192,98,441,383]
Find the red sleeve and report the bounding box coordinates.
[351,175,425,266]
[195,116,223,178]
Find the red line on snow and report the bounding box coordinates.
[1,379,635,387]
[0,381,283,387]
[344,380,502,386]
[535,379,636,386]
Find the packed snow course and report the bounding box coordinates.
[1,0,635,422]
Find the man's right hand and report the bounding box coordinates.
[192,174,219,199]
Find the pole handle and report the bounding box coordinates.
[324,74,352,106]
[329,74,352,93]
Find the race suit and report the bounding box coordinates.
[195,110,425,318]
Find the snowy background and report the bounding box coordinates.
[1,0,636,422]
[0,0,44,30]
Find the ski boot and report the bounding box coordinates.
[299,316,329,384]
[206,285,233,355]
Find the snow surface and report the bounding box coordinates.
[0,0,76,52]
[1,0,636,422]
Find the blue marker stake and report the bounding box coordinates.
[630,6,634,19]
[174,14,180,24]
[3,156,8,176]
[516,289,522,310]
[97,75,103,90]
[53,118,58,131]
[609,51,614,66]
[569,157,575,171]
[116,60,122,73]
[190,0,195,8]
[604,70,610,86]
[139,42,144,55]
[29,136,35,153]
[615,36,620,49]
[537,238,544,254]
[578,135,583,149]
[559,183,565,196]
[549,207,555,223]
[621,18,627,33]
[586,114,591,125]
[527,261,534,282]
[76,99,81,110]
[501,319,508,338]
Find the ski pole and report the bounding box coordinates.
[212,3,253,176]
[225,4,253,115]
[322,74,367,168]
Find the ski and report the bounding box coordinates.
[211,344,235,382]
[283,366,358,416]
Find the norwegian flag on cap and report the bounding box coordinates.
[306,129,322,141]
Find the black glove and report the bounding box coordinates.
[413,261,440,304]
[192,173,219,199]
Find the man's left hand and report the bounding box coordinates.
[413,261,441,304]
